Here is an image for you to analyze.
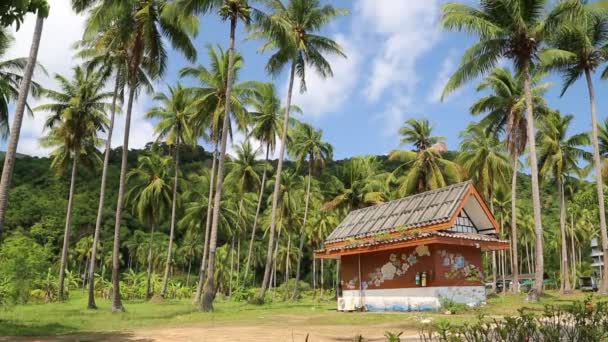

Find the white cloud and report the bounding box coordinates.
[428,54,456,103]
[288,34,360,120]
[226,128,284,161]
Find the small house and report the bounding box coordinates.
[315,181,509,312]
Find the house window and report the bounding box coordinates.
[449,210,478,233]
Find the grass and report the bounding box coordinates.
[0,290,606,337]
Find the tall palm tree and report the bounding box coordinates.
[0,1,49,234]
[125,152,172,299]
[389,119,460,196]
[242,82,300,284]
[288,121,332,300]
[251,0,347,298]
[537,111,590,293]
[541,6,608,293]
[36,66,111,301]
[146,84,195,298]
[440,0,581,296]
[470,67,550,293]
[180,44,250,307]
[0,29,45,139]
[82,0,197,311]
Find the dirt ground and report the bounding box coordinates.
[7,322,420,342]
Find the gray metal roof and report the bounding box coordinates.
[324,181,473,243]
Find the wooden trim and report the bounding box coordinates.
[467,185,500,233]
[315,236,510,259]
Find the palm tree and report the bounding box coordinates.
[541,6,608,293]
[288,121,332,300]
[470,67,550,293]
[0,1,49,234]
[126,152,172,299]
[146,84,195,299]
[180,44,250,307]
[440,0,581,296]
[82,0,197,311]
[537,111,590,293]
[389,119,461,196]
[36,66,111,301]
[242,82,300,285]
[251,0,347,298]
[0,29,45,139]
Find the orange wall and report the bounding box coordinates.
[340,244,484,291]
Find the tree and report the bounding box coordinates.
[83,0,197,311]
[541,6,608,293]
[288,121,332,299]
[251,0,347,299]
[0,0,49,235]
[441,0,581,297]
[470,67,550,293]
[180,44,250,307]
[36,66,110,301]
[538,111,590,293]
[125,152,172,299]
[389,119,461,196]
[146,84,195,298]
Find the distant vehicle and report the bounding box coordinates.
[579,276,599,292]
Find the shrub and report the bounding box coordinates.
[439,298,469,314]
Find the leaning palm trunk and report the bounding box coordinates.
[202,17,237,312]
[510,156,520,293]
[260,61,296,298]
[558,179,571,292]
[58,152,79,301]
[0,14,44,234]
[161,140,180,298]
[244,145,270,285]
[146,218,156,299]
[523,61,544,297]
[292,163,312,300]
[584,68,608,293]
[88,76,120,309]
[194,143,217,303]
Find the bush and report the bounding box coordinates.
[0,231,51,305]
[439,298,469,314]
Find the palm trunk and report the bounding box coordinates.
[229,236,235,298]
[259,61,296,298]
[146,218,156,299]
[58,151,79,301]
[202,17,237,312]
[293,162,313,300]
[526,237,532,275]
[236,236,240,290]
[585,68,608,293]
[88,77,120,309]
[510,156,520,292]
[501,250,506,294]
[320,258,324,300]
[244,144,270,285]
[194,143,217,303]
[558,179,571,292]
[186,258,192,287]
[161,139,181,298]
[284,233,291,301]
[570,213,576,286]
[0,14,44,234]
[523,60,544,297]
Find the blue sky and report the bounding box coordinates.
[6,0,608,160]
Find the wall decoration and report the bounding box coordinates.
[438,249,483,282]
[365,245,431,288]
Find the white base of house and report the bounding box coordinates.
[338,286,486,312]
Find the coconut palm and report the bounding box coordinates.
[146,84,195,298]
[538,111,590,292]
[470,67,550,293]
[441,0,582,296]
[35,66,111,301]
[80,0,197,311]
[242,82,300,284]
[125,152,172,299]
[541,6,608,292]
[180,44,251,307]
[0,1,49,234]
[251,0,347,298]
[288,121,332,300]
[389,119,461,196]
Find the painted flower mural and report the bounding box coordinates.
[364,246,431,288]
[439,250,483,282]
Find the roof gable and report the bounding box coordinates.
[324,181,498,244]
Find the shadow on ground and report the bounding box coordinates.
[0,321,152,342]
